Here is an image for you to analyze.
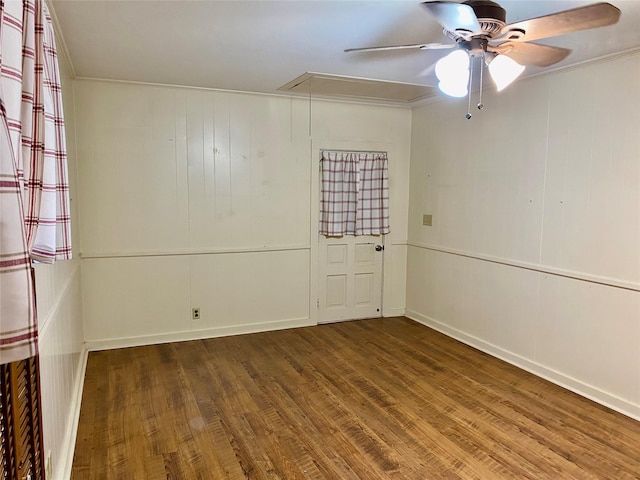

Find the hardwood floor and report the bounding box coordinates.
[71,317,640,479]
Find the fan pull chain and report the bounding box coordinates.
[478,55,484,111]
[465,55,474,120]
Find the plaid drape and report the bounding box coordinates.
[319,151,390,237]
[0,0,71,364]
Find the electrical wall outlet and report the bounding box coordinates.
[192,308,200,320]
[422,214,433,226]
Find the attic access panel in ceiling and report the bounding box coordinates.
[278,72,436,103]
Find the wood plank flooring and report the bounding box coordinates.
[70,317,640,479]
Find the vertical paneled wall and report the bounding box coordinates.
[74,80,411,347]
[406,52,640,418]
[36,51,85,479]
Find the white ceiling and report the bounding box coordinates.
[50,0,640,101]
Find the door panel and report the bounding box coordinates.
[354,273,374,306]
[326,275,347,308]
[318,235,383,323]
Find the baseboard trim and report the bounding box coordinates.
[58,344,89,480]
[405,310,640,422]
[383,307,405,317]
[85,317,316,352]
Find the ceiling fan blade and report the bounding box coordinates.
[492,42,571,67]
[421,1,482,34]
[500,2,621,43]
[344,43,455,53]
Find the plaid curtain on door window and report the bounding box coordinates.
[319,151,390,237]
[0,0,71,364]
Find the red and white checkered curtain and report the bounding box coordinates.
[319,151,389,237]
[0,0,71,364]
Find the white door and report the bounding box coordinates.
[318,235,383,323]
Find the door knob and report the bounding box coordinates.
[375,245,384,252]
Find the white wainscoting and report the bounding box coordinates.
[82,247,312,349]
[37,261,87,480]
[406,246,640,420]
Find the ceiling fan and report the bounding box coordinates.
[345,1,620,115]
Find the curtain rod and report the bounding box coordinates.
[321,149,388,155]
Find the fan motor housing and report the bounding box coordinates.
[445,0,507,42]
[463,0,506,23]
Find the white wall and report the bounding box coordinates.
[36,49,86,479]
[74,80,411,348]
[406,51,640,419]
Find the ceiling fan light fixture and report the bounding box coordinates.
[438,80,468,98]
[435,49,470,82]
[435,49,470,97]
[487,53,525,92]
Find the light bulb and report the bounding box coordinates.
[435,50,470,97]
[488,54,525,92]
[435,50,470,83]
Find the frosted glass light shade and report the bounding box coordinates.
[438,79,468,98]
[435,50,470,83]
[435,50,470,98]
[488,54,525,92]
